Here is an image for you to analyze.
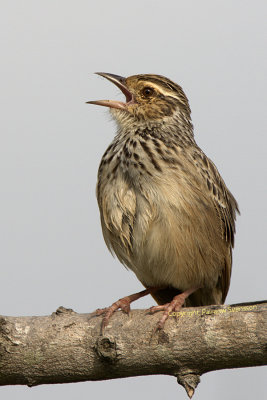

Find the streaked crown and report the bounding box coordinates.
[125,74,191,120]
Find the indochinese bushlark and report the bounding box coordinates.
[87,73,239,332]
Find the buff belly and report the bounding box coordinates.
[99,171,227,298]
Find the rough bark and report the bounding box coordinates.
[0,301,266,398]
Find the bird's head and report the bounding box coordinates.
[87,73,192,129]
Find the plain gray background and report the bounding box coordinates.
[1,1,266,399]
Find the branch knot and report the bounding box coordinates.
[95,336,118,363]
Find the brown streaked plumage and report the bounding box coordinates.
[87,72,239,332]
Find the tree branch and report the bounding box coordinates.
[0,301,266,398]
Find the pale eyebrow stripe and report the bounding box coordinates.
[141,82,181,100]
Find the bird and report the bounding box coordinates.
[87,72,239,333]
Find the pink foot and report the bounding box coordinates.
[92,288,158,334]
[149,287,200,332]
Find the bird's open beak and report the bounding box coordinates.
[86,72,134,110]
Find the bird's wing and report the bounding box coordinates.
[192,146,239,246]
[191,146,239,301]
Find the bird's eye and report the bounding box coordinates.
[142,87,154,97]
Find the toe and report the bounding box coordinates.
[148,303,170,314]
[118,298,131,314]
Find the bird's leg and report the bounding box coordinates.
[92,287,159,334]
[149,287,200,332]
